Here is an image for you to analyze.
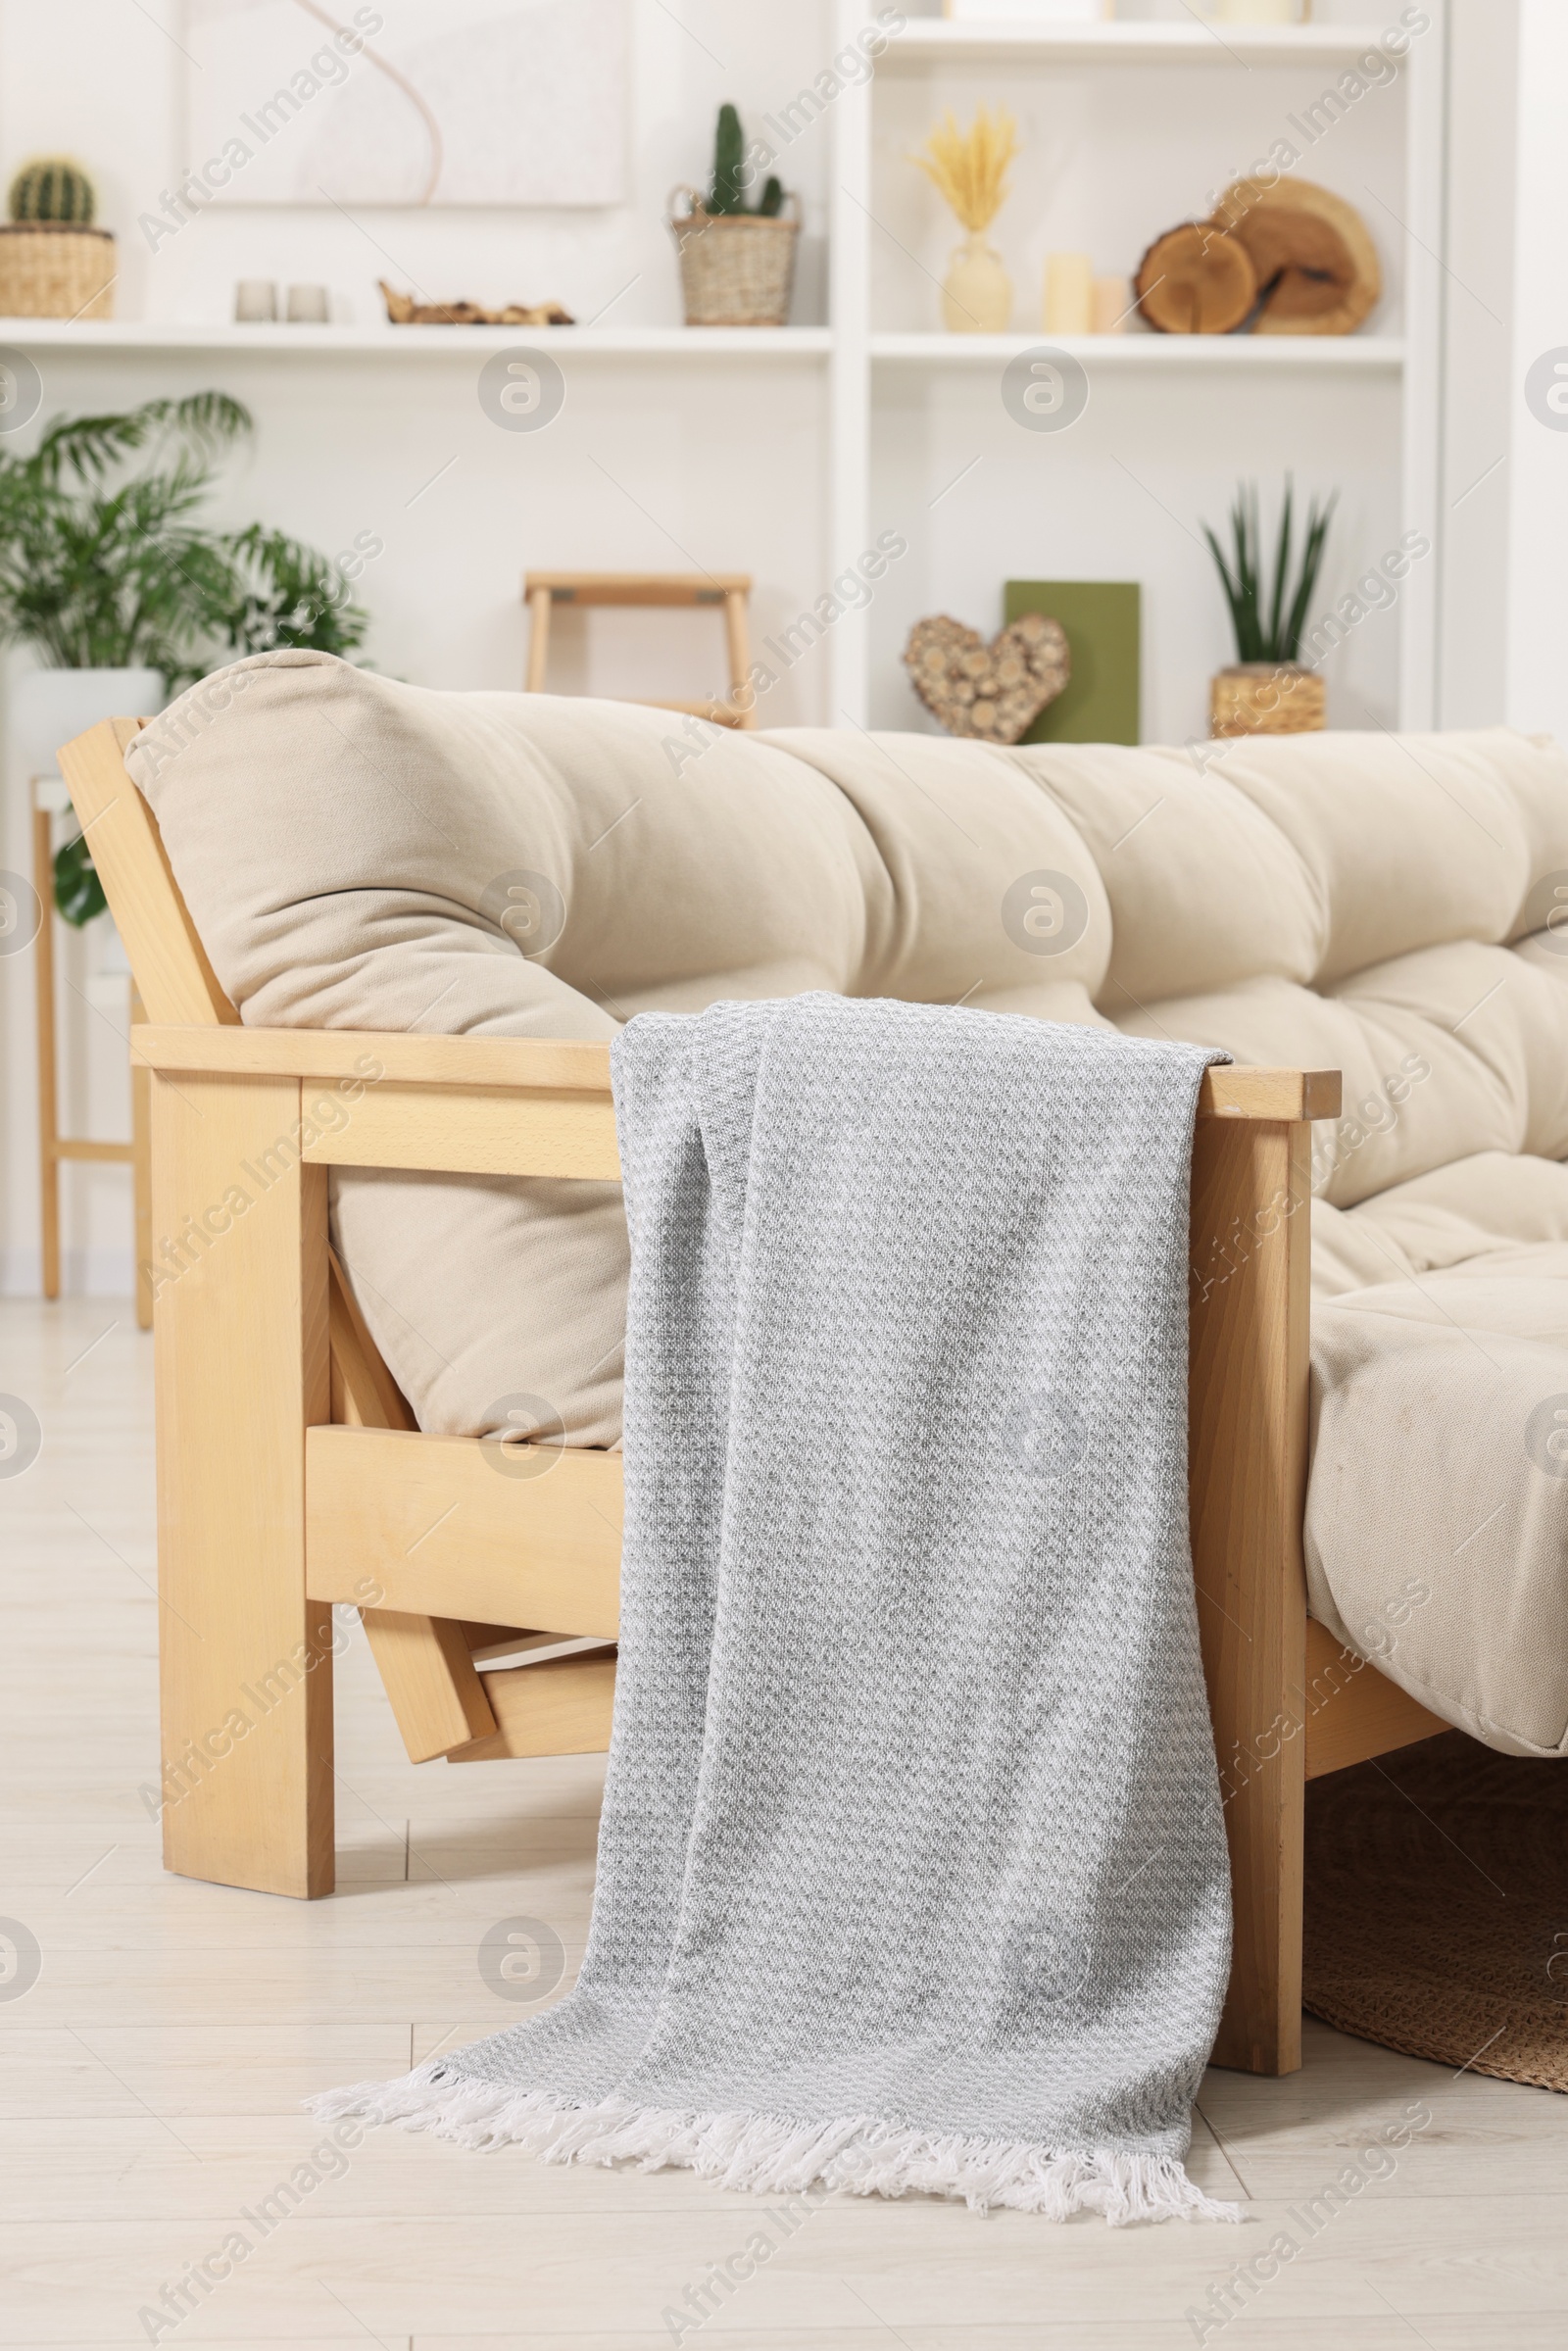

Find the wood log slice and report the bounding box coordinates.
[1135,223,1257,336]
[1215,178,1381,336]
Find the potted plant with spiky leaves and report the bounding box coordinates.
[1203,478,1336,737]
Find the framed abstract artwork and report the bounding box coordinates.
[184,0,628,207]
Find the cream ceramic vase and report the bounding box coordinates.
[943,233,1011,333]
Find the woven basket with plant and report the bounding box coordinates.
[0,158,116,321]
[669,104,798,328]
[1203,478,1336,737]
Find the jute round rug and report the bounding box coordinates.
[1302,1731,1568,2092]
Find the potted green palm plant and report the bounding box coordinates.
[1202,477,1336,737]
[0,391,368,922]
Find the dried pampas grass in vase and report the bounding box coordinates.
[910,105,1019,333]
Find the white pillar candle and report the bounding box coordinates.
[1092,275,1131,333]
[1043,251,1094,335]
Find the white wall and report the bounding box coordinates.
[1437,0,1517,727]
[1504,0,1568,742]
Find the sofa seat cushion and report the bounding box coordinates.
[1309,1242,1568,1755]
[1304,1154,1568,1752]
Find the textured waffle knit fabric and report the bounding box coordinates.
[315,995,1238,2223]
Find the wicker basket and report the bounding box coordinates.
[0,223,116,319]
[668,186,799,327]
[1210,661,1326,738]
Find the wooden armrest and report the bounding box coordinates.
[1204,1067,1340,1121]
[132,1025,615,1092]
[131,1024,1342,1123]
[133,1024,1340,1182]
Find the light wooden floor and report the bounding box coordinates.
[3,1296,1565,2350]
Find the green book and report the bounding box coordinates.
[1004,580,1141,746]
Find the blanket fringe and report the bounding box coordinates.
[308,2064,1242,2225]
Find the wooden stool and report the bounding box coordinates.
[523,571,758,729]
[31,773,152,1331]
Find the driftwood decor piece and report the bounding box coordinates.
[1216,178,1381,337]
[1137,178,1379,339]
[1135,223,1256,336]
[904,610,1070,744]
[379,281,573,327]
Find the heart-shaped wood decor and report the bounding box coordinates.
[903,611,1071,744]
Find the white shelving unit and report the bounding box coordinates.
[870,332,1406,369]
[0,319,834,360]
[0,5,1446,742]
[829,3,1446,735]
[881,21,1407,66]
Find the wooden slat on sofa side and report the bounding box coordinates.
[326,1253,502,1761]
[1303,1619,1449,1779]
[1190,1114,1312,2079]
[304,1083,621,1181]
[450,1651,616,1763]
[58,721,239,1028]
[305,1425,622,1639]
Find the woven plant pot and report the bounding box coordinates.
[668,187,799,327]
[0,223,116,319]
[1210,661,1326,738]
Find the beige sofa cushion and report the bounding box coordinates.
[125,654,1568,1758]
[124,654,1109,1444]
[1309,1249,1568,1755]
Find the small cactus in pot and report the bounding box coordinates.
[705,102,783,218]
[9,157,97,225]
[0,154,115,318]
[668,102,798,326]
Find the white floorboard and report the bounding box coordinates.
[2,1298,1563,2349]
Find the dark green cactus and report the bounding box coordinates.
[706,105,787,218]
[9,158,96,226]
[709,102,747,214]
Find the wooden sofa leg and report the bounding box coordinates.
[1189,1116,1312,2075]
[151,1070,334,1897]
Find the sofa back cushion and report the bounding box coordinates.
[124,654,1107,1439]
[1012,730,1568,1208]
[124,653,1568,1437]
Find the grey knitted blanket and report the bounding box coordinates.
[317,996,1237,2223]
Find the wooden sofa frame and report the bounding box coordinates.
[59,716,1450,2079]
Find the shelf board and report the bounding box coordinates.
[0,319,833,359]
[881,20,1399,68]
[0,320,1402,368]
[870,331,1404,368]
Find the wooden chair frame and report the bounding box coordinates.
[31,773,154,1330]
[58,715,1450,2078]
